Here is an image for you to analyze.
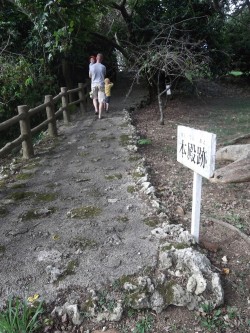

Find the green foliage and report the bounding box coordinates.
[224,9,250,73]
[96,290,116,312]
[137,138,152,146]
[0,297,44,333]
[134,314,154,333]
[200,303,224,332]
[0,54,58,144]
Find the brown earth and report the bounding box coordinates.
[129,78,250,333]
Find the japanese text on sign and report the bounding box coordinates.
[179,141,207,169]
[177,126,216,179]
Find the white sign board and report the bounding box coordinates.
[177,126,216,179]
[177,126,216,243]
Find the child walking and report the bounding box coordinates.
[104,78,114,112]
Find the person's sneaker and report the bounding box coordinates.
[95,111,98,115]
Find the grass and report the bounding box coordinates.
[134,314,154,333]
[199,303,224,332]
[198,303,244,332]
[96,290,117,312]
[204,98,250,143]
[229,71,243,76]
[0,297,43,333]
[137,138,152,146]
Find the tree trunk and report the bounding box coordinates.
[157,72,164,125]
[62,58,74,102]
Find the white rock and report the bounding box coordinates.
[187,276,197,293]
[37,250,62,262]
[146,186,155,195]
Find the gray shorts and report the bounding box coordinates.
[92,86,105,103]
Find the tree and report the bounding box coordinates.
[224,8,250,72]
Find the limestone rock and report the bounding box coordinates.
[96,301,123,322]
[52,302,83,326]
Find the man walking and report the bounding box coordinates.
[89,53,106,119]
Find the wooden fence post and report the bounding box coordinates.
[61,87,70,124]
[17,105,34,159]
[45,95,57,137]
[78,83,87,113]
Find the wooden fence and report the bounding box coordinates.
[0,82,89,159]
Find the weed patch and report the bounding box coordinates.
[0,297,44,333]
[134,314,154,333]
[137,138,152,146]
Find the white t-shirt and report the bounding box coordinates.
[90,63,106,88]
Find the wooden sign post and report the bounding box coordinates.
[177,126,216,242]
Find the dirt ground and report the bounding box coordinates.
[130,78,250,333]
[0,75,249,333]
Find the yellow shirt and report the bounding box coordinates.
[105,83,113,97]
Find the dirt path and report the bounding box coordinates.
[0,72,157,307]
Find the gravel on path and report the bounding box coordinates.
[0,72,158,307]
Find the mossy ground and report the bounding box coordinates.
[7,191,34,201]
[0,206,8,217]
[127,185,136,193]
[68,206,101,219]
[143,217,160,227]
[35,192,57,202]
[15,173,33,180]
[119,134,131,146]
[0,245,6,253]
[116,215,129,223]
[69,237,97,250]
[105,173,123,180]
